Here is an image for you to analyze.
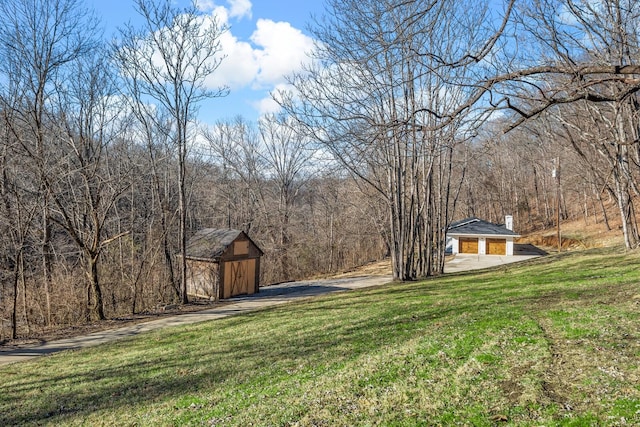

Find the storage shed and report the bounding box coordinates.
[184,228,263,300]
[447,216,520,256]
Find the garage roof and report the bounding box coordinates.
[447,217,520,237]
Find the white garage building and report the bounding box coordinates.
[447,216,520,256]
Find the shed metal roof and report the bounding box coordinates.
[447,217,519,237]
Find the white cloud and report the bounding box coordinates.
[194,2,316,116]
[227,0,252,19]
[196,0,251,20]
[206,29,260,90]
[195,0,216,12]
[200,2,230,26]
[253,96,281,116]
[205,16,315,94]
[252,83,295,115]
[250,19,315,87]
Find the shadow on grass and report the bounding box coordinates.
[1,247,638,425]
[0,353,239,425]
[0,298,496,424]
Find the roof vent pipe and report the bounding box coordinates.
[505,215,513,231]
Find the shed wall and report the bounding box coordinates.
[185,230,263,299]
[186,260,220,299]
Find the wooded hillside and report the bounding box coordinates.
[2,0,640,339]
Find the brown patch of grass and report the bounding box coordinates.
[328,259,392,278]
[519,207,628,252]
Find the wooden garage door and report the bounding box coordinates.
[459,238,479,254]
[223,259,256,298]
[486,238,506,255]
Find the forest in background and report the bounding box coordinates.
[2,0,640,340]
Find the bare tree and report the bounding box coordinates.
[280,0,514,280]
[0,110,39,338]
[491,0,640,248]
[114,0,228,303]
[0,0,100,324]
[257,114,317,279]
[119,81,181,300]
[205,114,317,282]
[204,117,263,232]
[43,53,132,321]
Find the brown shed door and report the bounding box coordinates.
[487,238,506,255]
[459,238,479,254]
[223,259,256,298]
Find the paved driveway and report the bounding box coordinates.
[444,254,540,273]
[1,245,545,366]
[0,275,392,366]
[444,243,545,273]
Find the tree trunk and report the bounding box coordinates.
[41,209,52,326]
[88,253,105,321]
[11,251,21,339]
[179,125,188,305]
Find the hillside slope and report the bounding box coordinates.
[1,247,639,426]
[519,211,626,252]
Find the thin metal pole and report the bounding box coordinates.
[556,157,561,252]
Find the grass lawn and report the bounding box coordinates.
[1,247,639,426]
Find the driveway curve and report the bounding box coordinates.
[0,275,392,366]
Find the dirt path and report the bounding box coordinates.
[0,275,392,366]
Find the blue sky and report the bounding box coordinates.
[88,0,323,124]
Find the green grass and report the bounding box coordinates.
[1,247,640,426]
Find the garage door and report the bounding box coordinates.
[486,238,506,255]
[222,259,256,298]
[459,238,479,254]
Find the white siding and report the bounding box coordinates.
[506,238,514,256]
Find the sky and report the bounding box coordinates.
[88,0,323,124]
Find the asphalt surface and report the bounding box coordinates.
[0,275,392,366]
[0,249,543,366]
[444,243,546,273]
[443,253,541,273]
